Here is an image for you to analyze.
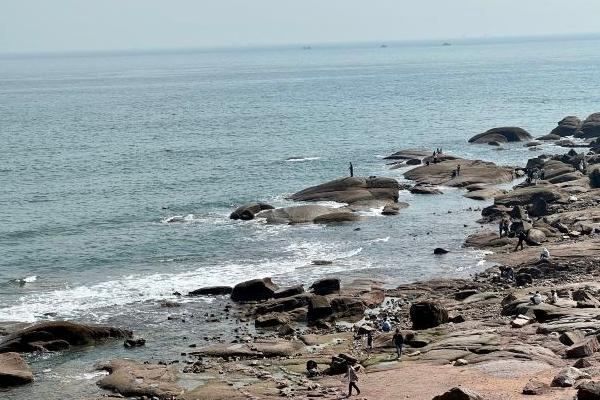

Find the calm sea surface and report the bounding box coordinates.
[1,36,600,398]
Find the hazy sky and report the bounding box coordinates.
[1,0,600,53]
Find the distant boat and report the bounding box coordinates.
[302,46,311,50]
[442,42,452,46]
[380,44,388,48]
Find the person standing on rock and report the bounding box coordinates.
[499,219,504,237]
[345,362,361,397]
[349,162,354,177]
[456,164,461,176]
[393,328,404,359]
[514,230,527,252]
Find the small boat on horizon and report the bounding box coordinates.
[442,42,452,46]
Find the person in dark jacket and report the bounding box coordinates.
[392,328,404,359]
[514,230,527,251]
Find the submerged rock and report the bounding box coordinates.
[0,352,33,387]
[187,286,233,296]
[258,205,352,224]
[229,202,274,220]
[0,321,131,353]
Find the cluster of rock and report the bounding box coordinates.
[229,175,406,224]
[0,321,131,388]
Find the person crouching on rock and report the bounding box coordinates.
[530,291,543,305]
[514,230,527,252]
[345,361,361,397]
[393,328,404,359]
[540,247,550,261]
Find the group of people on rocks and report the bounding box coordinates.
[524,167,545,185]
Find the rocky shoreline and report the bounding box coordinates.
[5,114,600,399]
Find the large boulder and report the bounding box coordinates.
[313,212,362,224]
[0,321,131,353]
[0,352,33,387]
[307,295,333,322]
[409,301,449,329]
[432,387,484,400]
[494,186,564,207]
[229,202,274,220]
[469,127,532,144]
[289,176,400,204]
[551,366,591,387]
[551,116,582,137]
[187,286,233,296]
[577,113,600,139]
[566,337,600,358]
[309,278,340,295]
[526,228,546,245]
[384,149,432,160]
[330,297,366,321]
[578,381,600,400]
[404,159,514,187]
[230,278,279,302]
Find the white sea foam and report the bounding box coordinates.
[0,240,365,323]
[371,236,390,243]
[285,156,320,162]
[23,275,37,283]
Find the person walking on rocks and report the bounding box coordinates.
[345,362,361,397]
[393,328,404,359]
[514,230,527,252]
[366,331,373,357]
[349,162,354,177]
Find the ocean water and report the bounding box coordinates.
[2,37,600,323]
[1,36,600,398]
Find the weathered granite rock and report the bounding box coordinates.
[410,184,443,195]
[313,211,363,223]
[566,337,600,358]
[405,159,514,187]
[469,127,532,143]
[97,359,184,399]
[274,285,304,299]
[309,278,340,295]
[258,205,353,224]
[560,331,585,346]
[551,116,582,137]
[432,387,484,400]
[494,186,564,207]
[384,149,432,160]
[0,352,33,387]
[522,379,549,395]
[577,113,600,139]
[330,297,366,321]
[0,321,131,353]
[307,295,333,322]
[551,366,591,387]
[578,381,600,400]
[230,278,279,302]
[289,176,400,204]
[229,202,274,220]
[187,286,233,296]
[410,301,449,329]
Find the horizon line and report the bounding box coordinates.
[2,31,600,58]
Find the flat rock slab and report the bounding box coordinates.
[192,340,304,358]
[97,359,184,399]
[0,352,33,387]
[404,159,514,187]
